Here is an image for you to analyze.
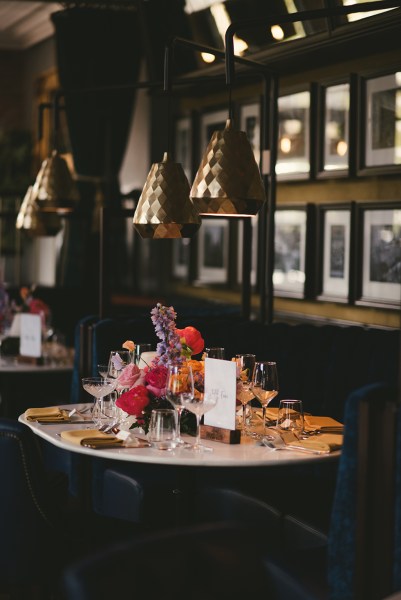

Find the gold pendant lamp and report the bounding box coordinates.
[16,186,63,237]
[30,149,79,214]
[191,119,265,217]
[133,152,201,239]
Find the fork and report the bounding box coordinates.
[260,435,328,454]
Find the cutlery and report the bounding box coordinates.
[38,419,94,425]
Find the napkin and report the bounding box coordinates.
[60,429,123,446]
[303,415,343,432]
[295,433,343,453]
[254,407,279,421]
[25,407,70,423]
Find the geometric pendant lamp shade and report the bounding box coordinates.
[191,119,265,217]
[133,152,201,239]
[30,150,79,213]
[16,186,62,236]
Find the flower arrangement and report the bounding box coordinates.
[115,303,205,432]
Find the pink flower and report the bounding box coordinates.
[145,364,168,397]
[118,363,144,389]
[116,385,150,416]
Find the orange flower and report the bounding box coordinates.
[175,326,204,356]
[122,340,135,352]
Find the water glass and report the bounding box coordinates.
[133,343,152,365]
[148,409,177,451]
[277,399,304,436]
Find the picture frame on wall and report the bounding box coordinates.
[362,72,401,172]
[273,208,307,297]
[357,203,401,307]
[240,103,260,166]
[172,238,191,279]
[317,205,352,301]
[174,117,192,181]
[276,90,310,180]
[237,216,258,287]
[197,218,229,284]
[317,81,350,176]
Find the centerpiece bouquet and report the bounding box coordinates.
[114,303,205,433]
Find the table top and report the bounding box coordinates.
[0,357,73,374]
[19,404,340,468]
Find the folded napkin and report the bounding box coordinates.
[303,415,343,432]
[295,433,343,453]
[60,429,122,446]
[25,407,70,423]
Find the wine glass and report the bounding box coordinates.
[235,353,256,435]
[107,350,132,390]
[97,364,109,379]
[182,389,218,453]
[165,363,194,447]
[81,377,117,427]
[251,361,279,437]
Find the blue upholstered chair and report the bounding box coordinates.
[61,522,271,600]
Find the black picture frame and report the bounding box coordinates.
[273,206,309,298]
[355,202,401,308]
[316,203,353,302]
[276,88,311,181]
[358,70,401,175]
[316,79,351,179]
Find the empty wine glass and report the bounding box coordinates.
[182,389,218,453]
[107,350,132,392]
[251,361,279,437]
[235,353,256,434]
[81,377,117,427]
[166,363,194,447]
[97,364,109,379]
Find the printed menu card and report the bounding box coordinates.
[203,357,237,430]
[19,314,42,358]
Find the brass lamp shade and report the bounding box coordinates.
[16,186,62,236]
[30,150,78,213]
[133,152,201,239]
[191,119,265,216]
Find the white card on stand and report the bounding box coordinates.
[203,357,237,430]
[19,314,42,357]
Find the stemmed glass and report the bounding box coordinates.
[235,353,256,435]
[251,361,279,437]
[182,389,218,453]
[165,363,194,447]
[81,377,117,427]
[107,350,132,392]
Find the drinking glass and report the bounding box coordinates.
[182,389,218,453]
[133,343,152,366]
[165,363,194,446]
[251,361,279,437]
[81,377,117,427]
[235,353,256,434]
[205,347,225,359]
[148,409,177,451]
[97,364,109,379]
[107,350,132,392]
[277,399,304,436]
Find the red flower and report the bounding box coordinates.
[175,326,204,356]
[145,364,168,397]
[29,298,50,317]
[116,385,150,416]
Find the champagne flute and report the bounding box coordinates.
[235,353,256,434]
[251,361,279,437]
[182,389,218,453]
[165,363,194,447]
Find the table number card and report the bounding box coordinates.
[19,314,42,358]
[203,357,237,430]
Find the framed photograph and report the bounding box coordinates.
[363,72,401,171]
[357,203,401,307]
[175,117,192,181]
[318,205,351,300]
[273,208,307,297]
[276,90,310,180]
[197,218,229,284]
[200,109,227,156]
[172,238,191,279]
[318,82,350,176]
[237,216,258,287]
[240,103,260,166]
